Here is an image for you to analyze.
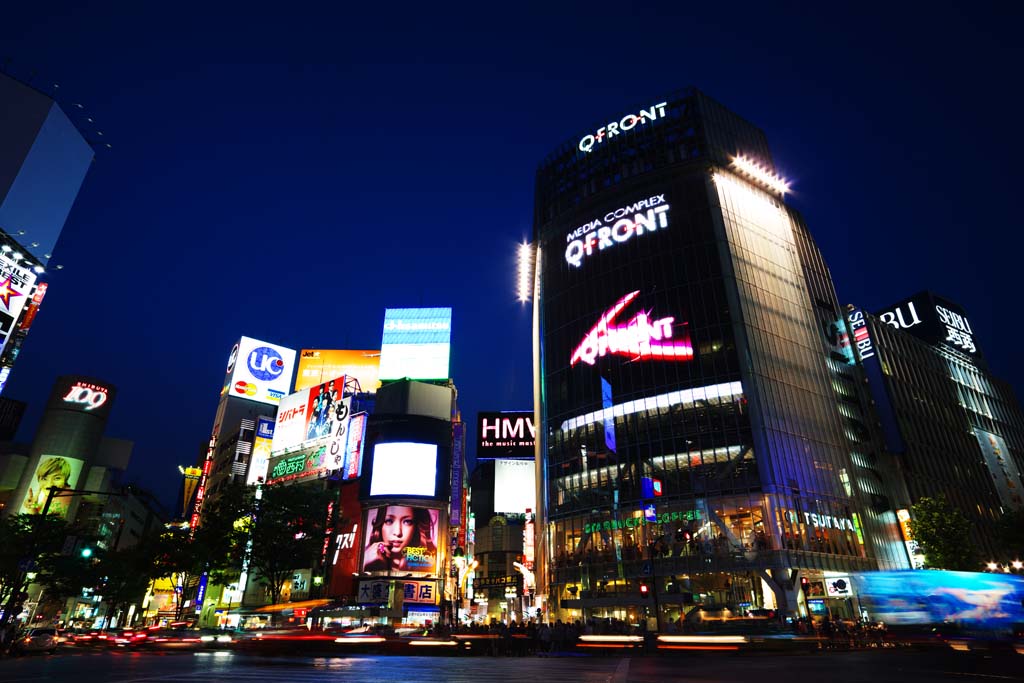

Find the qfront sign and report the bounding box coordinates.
[565,195,670,268]
[876,292,979,357]
[577,102,668,153]
[571,291,693,367]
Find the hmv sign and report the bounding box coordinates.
[876,292,979,357]
[477,411,536,459]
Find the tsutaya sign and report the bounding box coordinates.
[571,290,693,367]
[787,510,856,532]
[565,195,670,268]
[578,102,669,153]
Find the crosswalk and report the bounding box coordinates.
[88,653,628,683]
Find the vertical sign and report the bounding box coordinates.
[344,412,368,480]
[450,422,464,527]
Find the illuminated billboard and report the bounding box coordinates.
[362,505,439,576]
[247,416,275,485]
[266,443,332,485]
[369,442,438,497]
[876,292,980,357]
[18,454,85,517]
[477,411,536,459]
[378,308,452,381]
[0,253,38,361]
[852,571,1024,626]
[295,349,381,393]
[493,458,536,515]
[271,376,351,455]
[222,336,296,406]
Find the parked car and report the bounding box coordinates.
[11,628,59,655]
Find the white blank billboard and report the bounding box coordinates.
[493,458,535,514]
[369,442,438,497]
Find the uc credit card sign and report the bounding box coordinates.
[223,336,297,406]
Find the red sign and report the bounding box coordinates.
[571,291,693,367]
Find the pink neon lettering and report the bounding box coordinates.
[571,291,694,367]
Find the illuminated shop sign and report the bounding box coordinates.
[402,580,438,605]
[246,417,275,485]
[565,195,670,268]
[571,290,693,367]
[478,411,535,457]
[577,101,668,153]
[343,411,368,479]
[584,507,701,535]
[785,510,856,532]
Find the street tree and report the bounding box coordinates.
[245,484,334,607]
[0,513,70,630]
[994,507,1024,563]
[908,496,978,571]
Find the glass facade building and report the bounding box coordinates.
[852,297,1024,562]
[533,89,897,624]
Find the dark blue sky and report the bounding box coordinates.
[2,3,1021,511]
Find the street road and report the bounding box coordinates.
[1,649,1021,682]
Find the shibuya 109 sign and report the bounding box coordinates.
[577,102,668,153]
[571,291,693,367]
[565,195,670,268]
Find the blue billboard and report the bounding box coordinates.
[378,307,452,380]
[852,571,1024,629]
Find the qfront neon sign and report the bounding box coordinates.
[571,291,693,367]
[565,195,670,268]
[578,102,668,153]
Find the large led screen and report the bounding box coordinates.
[18,454,85,517]
[271,376,350,454]
[222,336,296,406]
[295,349,381,393]
[362,505,439,576]
[852,571,1024,626]
[493,458,536,515]
[378,308,452,381]
[369,442,438,497]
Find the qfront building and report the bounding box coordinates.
[533,88,901,626]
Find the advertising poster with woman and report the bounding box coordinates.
[19,454,84,517]
[362,505,439,576]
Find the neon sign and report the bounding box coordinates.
[571,291,693,367]
[578,102,668,153]
[565,195,669,268]
[62,382,109,411]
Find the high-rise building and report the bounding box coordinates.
[846,293,1024,562]
[532,88,901,625]
[0,73,94,393]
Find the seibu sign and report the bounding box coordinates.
[565,195,670,268]
[571,291,693,367]
[578,102,669,153]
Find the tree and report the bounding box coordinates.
[0,514,70,630]
[151,485,250,622]
[908,496,978,571]
[246,484,334,608]
[994,507,1024,562]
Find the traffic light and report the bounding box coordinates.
[639,582,650,599]
[80,546,93,559]
[799,576,809,594]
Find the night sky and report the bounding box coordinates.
[2,4,1021,512]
